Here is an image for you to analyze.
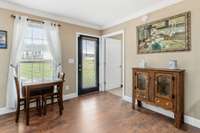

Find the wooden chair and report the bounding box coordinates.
[42,72,65,115]
[57,72,65,110]
[49,72,65,105]
[14,76,42,122]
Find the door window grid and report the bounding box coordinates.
[82,39,97,88]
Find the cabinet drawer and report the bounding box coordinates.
[135,90,148,96]
[155,98,173,110]
[135,93,148,101]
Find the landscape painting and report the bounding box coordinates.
[0,30,7,49]
[137,12,191,54]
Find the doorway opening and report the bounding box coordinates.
[103,31,124,98]
[77,35,100,95]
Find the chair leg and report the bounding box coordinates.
[24,100,26,113]
[58,92,64,111]
[57,95,62,115]
[60,99,64,111]
[39,96,42,116]
[36,98,42,116]
[26,99,30,125]
[15,101,20,123]
[51,95,54,105]
[36,99,39,110]
[43,96,47,115]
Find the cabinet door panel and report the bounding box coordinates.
[135,71,149,99]
[155,73,173,100]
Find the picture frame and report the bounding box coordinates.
[137,12,191,54]
[0,30,7,49]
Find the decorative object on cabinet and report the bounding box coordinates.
[137,11,191,54]
[168,59,177,69]
[0,30,7,49]
[138,59,147,68]
[132,68,184,128]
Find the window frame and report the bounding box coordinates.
[18,23,54,82]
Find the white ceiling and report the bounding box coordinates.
[0,0,183,29]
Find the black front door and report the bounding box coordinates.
[78,35,99,95]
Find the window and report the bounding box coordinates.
[19,23,54,82]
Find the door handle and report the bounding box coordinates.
[78,69,82,71]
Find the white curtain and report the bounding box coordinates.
[6,16,28,109]
[44,21,62,77]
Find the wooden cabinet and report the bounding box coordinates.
[132,68,184,128]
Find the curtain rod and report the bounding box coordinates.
[11,14,61,27]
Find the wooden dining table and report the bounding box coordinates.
[22,79,64,125]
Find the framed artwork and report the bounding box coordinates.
[0,30,7,49]
[137,12,191,54]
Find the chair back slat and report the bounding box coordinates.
[14,76,21,100]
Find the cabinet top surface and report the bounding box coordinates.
[132,67,185,72]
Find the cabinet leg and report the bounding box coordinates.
[175,113,183,128]
[137,100,142,107]
[132,99,135,109]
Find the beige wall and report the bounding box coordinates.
[0,8,100,107]
[109,34,122,40]
[103,0,200,119]
[0,0,200,120]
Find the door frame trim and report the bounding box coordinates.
[76,32,101,96]
[102,30,125,98]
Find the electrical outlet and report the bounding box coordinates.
[65,85,70,90]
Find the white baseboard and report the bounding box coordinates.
[184,115,200,129]
[122,96,200,129]
[0,107,15,116]
[0,93,78,116]
[122,95,132,103]
[63,93,77,101]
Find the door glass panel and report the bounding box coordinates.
[157,75,171,97]
[82,39,97,88]
[137,73,148,91]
